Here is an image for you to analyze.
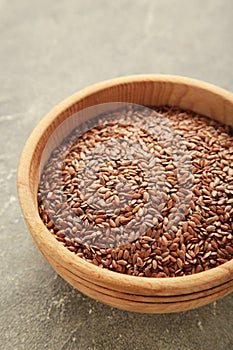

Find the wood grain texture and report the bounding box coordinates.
[44,249,233,303]
[18,75,233,313]
[47,252,233,314]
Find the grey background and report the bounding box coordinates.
[1,0,233,349]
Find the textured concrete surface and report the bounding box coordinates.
[1,0,233,349]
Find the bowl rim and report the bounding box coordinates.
[17,74,233,295]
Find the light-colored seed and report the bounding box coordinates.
[206,225,215,232]
[152,260,158,269]
[161,235,168,246]
[98,187,108,194]
[109,219,116,228]
[171,193,179,202]
[104,191,112,199]
[138,208,144,217]
[123,250,129,260]
[137,257,144,267]
[132,193,141,199]
[117,259,127,266]
[119,216,130,224]
[177,258,183,269]
[95,217,103,224]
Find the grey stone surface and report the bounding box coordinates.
[0,0,233,349]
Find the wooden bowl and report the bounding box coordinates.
[18,75,233,313]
